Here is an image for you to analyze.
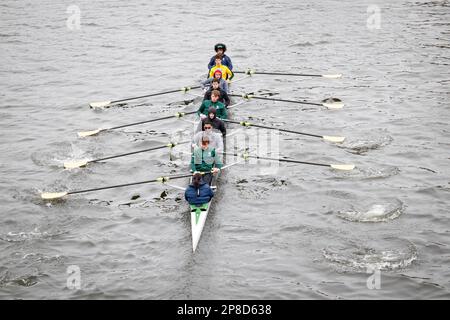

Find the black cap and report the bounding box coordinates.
[214,43,227,52]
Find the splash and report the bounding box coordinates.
[30,141,97,168]
[0,227,66,242]
[340,134,393,155]
[331,165,400,180]
[234,177,288,200]
[323,239,417,272]
[336,199,404,222]
[359,166,400,179]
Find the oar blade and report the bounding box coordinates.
[77,129,101,138]
[64,160,88,169]
[330,164,355,171]
[89,101,111,108]
[41,192,68,200]
[322,101,344,109]
[323,135,346,143]
[322,74,342,79]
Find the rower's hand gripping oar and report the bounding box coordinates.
[223,119,346,143]
[77,111,197,138]
[63,140,190,169]
[234,69,342,79]
[41,173,193,200]
[226,152,355,171]
[89,86,201,108]
[235,93,344,110]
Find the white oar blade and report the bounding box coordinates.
[41,192,68,200]
[64,160,88,169]
[77,129,101,138]
[89,101,111,108]
[323,136,346,143]
[330,164,355,171]
[323,101,344,109]
[322,74,342,79]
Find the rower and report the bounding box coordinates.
[197,90,227,120]
[204,78,230,107]
[192,119,224,153]
[184,172,214,206]
[208,54,234,81]
[190,134,222,185]
[208,43,233,71]
[202,69,229,93]
[202,107,226,137]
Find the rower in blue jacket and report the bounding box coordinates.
[185,173,214,205]
[207,43,233,71]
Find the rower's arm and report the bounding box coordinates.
[225,56,233,71]
[197,101,206,116]
[228,68,234,80]
[216,134,224,154]
[208,68,215,79]
[190,152,196,172]
[219,121,226,136]
[221,80,229,93]
[207,56,215,71]
[222,91,231,107]
[213,149,223,169]
[217,106,227,120]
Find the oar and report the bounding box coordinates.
[163,159,245,192]
[231,93,344,109]
[223,119,345,143]
[89,86,201,108]
[41,173,193,200]
[64,141,190,169]
[224,153,355,171]
[77,111,197,137]
[234,69,342,79]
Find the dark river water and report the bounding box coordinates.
[1,0,449,299]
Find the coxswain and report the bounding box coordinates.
[207,43,233,71]
[184,172,214,206]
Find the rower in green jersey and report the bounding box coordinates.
[197,90,227,120]
[190,134,222,185]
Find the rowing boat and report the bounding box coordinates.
[189,112,227,252]
[40,66,352,253]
